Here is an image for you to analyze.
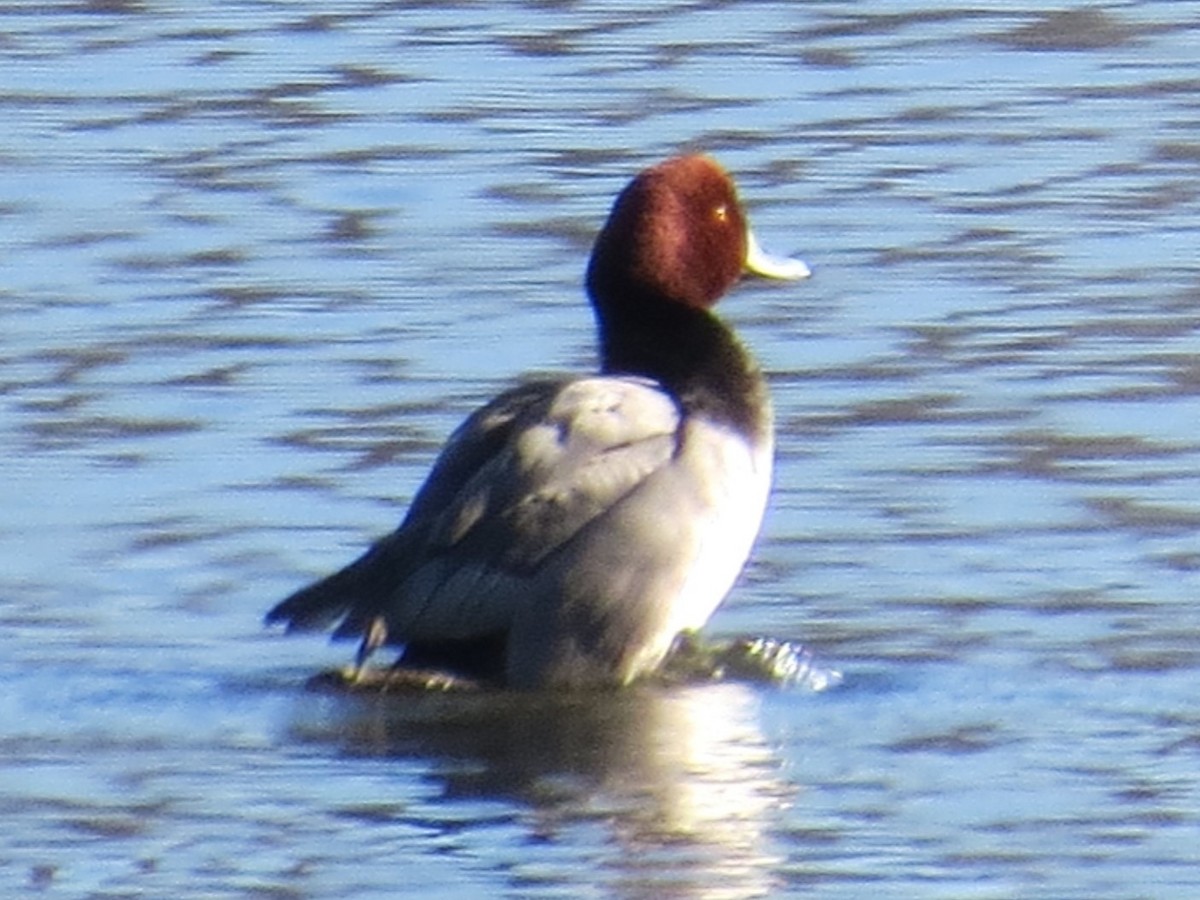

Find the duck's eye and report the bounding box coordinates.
[713,203,729,224]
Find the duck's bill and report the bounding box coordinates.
[745,229,811,280]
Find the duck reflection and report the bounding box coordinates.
[290,682,789,897]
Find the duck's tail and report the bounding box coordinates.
[265,533,407,638]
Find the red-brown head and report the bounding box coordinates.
[586,155,808,313]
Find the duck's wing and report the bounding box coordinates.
[266,376,680,641]
[413,376,680,569]
[264,380,556,633]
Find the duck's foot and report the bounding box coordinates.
[306,664,483,694]
[303,633,841,694]
[660,632,842,691]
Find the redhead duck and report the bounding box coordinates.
[267,154,809,689]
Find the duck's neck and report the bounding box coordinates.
[595,296,771,442]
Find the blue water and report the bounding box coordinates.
[3,2,1200,896]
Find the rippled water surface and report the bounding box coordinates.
[3,2,1200,896]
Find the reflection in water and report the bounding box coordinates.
[291,683,787,898]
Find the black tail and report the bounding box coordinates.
[265,533,408,636]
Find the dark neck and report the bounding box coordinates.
[595,296,769,441]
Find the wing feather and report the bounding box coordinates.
[421,377,679,571]
[271,376,681,644]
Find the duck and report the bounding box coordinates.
[266,154,810,689]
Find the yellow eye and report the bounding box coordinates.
[713,203,729,223]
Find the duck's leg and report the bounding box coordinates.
[351,616,389,681]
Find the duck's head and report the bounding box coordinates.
[586,154,809,313]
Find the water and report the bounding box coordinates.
[3,1,1199,896]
